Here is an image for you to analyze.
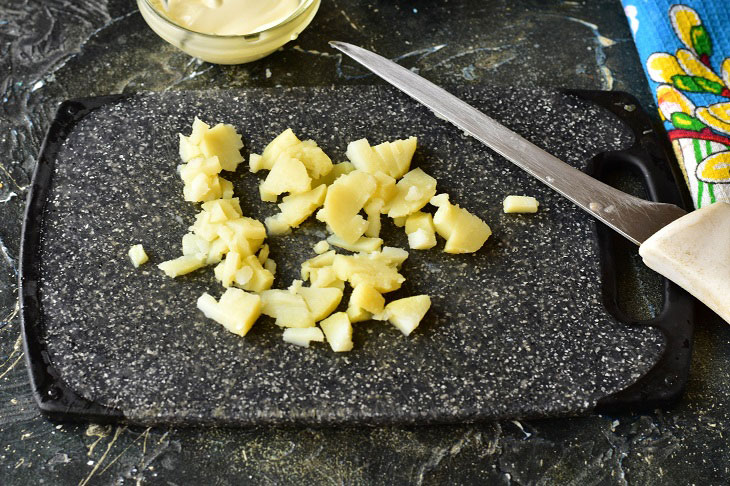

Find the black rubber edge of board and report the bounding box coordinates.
[564,89,695,415]
[18,89,695,425]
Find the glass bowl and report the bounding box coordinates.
[137,0,321,64]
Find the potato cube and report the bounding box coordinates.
[316,170,376,244]
[188,117,210,144]
[214,250,241,288]
[181,233,210,257]
[300,250,336,280]
[264,214,292,236]
[287,139,333,180]
[376,295,431,336]
[431,194,491,253]
[297,286,343,321]
[313,240,330,254]
[405,211,437,250]
[257,244,270,264]
[128,244,149,267]
[179,156,221,183]
[241,255,275,292]
[346,138,389,175]
[197,288,261,337]
[201,198,243,223]
[503,195,539,213]
[249,153,264,173]
[258,128,302,172]
[179,134,202,162]
[266,184,327,235]
[311,161,355,187]
[158,254,206,277]
[332,254,405,293]
[264,258,277,276]
[260,154,312,198]
[308,267,344,289]
[320,312,354,352]
[368,246,409,267]
[199,123,244,171]
[386,168,437,218]
[349,284,385,314]
[326,235,383,253]
[260,290,314,328]
[282,327,325,348]
[346,306,372,323]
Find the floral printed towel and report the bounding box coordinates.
[621,1,730,208]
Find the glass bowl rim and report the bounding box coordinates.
[139,0,319,39]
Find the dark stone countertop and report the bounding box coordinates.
[2,0,729,484]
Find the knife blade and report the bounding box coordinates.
[329,41,686,245]
[330,41,730,325]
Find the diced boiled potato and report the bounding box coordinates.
[405,211,437,250]
[503,195,539,213]
[375,295,431,336]
[206,238,228,264]
[264,214,292,236]
[197,288,261,337]
[349,284,385,314]
[313,240,330,254]
[301,250,337,279]
[389,137,417,178]
[179,156,222,183]
[346,137,417,179]
[214,251,241,288]
[332,253,405,293]
[241,255,275,292]
[430,193,491,253]
[265,184,327,235]
[392,216,407,227]
[286,139,333,180]
[220,178,234,199]
[371,172,397,204]
[216,224,257,256]
[311,161,355,187]
[260,290,314,328]
[259,185,278,203]
[386,168,437,218]
[257,128,302,172]
[201,198,243,223]
[260,154,312,198]
[282,327,325,348]
[363,199,384,238]
[316,170,377,244]
[308,267,344,289]
[346,306,372,323]
[297,286,343,321]
[257,244,270,264]
[326,235,383,253]
[370,246,409,267]
[188,117,210,144]
[264,258,277,276]
[198,123,244,172]
[179,134,202,162]
[320,312,354,352]
[249,153,264,173]
[346,139,389,175]
[182,233,210,257]
[128,244,149,267]
[158,254,206,277]
[183,173,218,202]
[227,217,266,240]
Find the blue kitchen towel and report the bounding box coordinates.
[621,1,730,208]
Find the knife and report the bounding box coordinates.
[330,41,730,325]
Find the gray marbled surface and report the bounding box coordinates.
[2,0,730,484]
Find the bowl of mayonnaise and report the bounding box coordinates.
[138,0,321,64]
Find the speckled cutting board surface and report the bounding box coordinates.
[34,86,665,426]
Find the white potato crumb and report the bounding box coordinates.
[313,240,330,254]
[503,195,539,213]
[128,244,149,267]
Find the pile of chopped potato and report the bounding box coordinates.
[144,120,497,352]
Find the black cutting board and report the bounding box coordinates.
[20,86,693,426]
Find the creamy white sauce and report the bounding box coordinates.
[154,0,301,35]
